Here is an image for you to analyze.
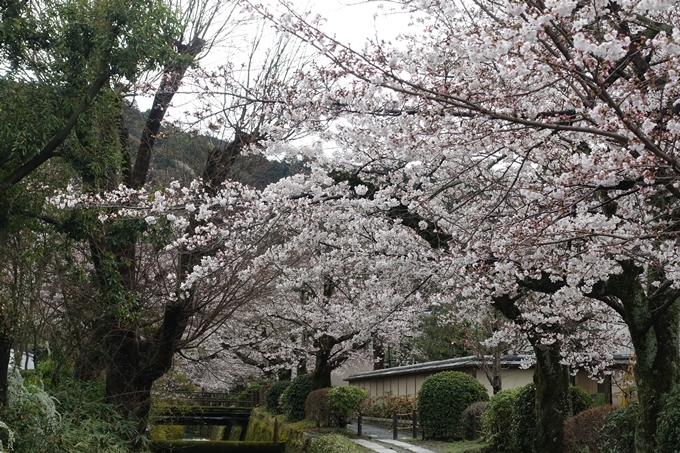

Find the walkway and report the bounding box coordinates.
[353,438,438,453]
[353,422,438,453]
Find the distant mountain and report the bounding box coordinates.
[123,103,303,190]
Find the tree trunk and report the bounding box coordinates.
[311,340,333,390]
[129,38,205,189]
[103,301,186,443]
[531,343,571,453]
[493,294,569,453]
[491,346,502,395]
[627,296,680,453]
[372,332,385,370]
[595,261,680,453]
[0,331,12,407]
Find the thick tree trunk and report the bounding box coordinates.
[493,294,569,453]
[595,261,680,453]
[627,297,680,453]
[532,343,571,453]
[104,302,185,443]
[311,339,333,390]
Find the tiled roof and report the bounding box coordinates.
[346,353,633,381]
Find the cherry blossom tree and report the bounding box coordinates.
[48,178,293,433]
[214,178,439,389]
[247,1,680,451]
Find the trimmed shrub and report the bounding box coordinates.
[328,386,368,428]
[461,401,488,440]
[282,374,313,421]
[657,385,680,453]
[264,381,290,414]
[305,388,331,427]
[599,402,637,453]
[570,384,594,416]
[418,371,489,440]
[308,434,364,453]
[563,405,615,453]
[482,388,519,450]
[361,394,417,418]
[512,383,536,453]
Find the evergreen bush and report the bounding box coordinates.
[570,384,594,416]
[563,405,615,453]
[305,388,331,427]
[327,386,368,428]
[281,374,313,421]
[264,381,290,414]
[418,371,489,440]
[599,402,637,453]
[482,388,519,450]
[511,383,536,453]
[656,385,680,453]
[461,401,488,440]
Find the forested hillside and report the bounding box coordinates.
[123,103,301,189]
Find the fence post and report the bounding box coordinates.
[273,417,279,444]
[412,410,417,439]
[358,413,362,437]
[393,411,398,440]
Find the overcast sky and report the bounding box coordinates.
[134,0,413,133]
[282,0,411,47]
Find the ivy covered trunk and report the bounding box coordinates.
[493,293,570,453]
[531,343,571,453]
[591,261,680,453]
[630,308,680,453]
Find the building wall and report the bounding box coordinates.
[350,367,619,406]
[475,368,534,396]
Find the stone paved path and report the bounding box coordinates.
[353,438,437,453]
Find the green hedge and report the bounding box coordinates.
[512,383,536,453]
[417,371,489,440]
[570,385,594,416]
[482,388,519,450]
[150,441,283,453]
[657,385,680,453]
[282,375,313,421]
[327,386,368,428]
[598,402,637,453]
[265,381,291,414]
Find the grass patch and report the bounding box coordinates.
[401,438,489,453]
